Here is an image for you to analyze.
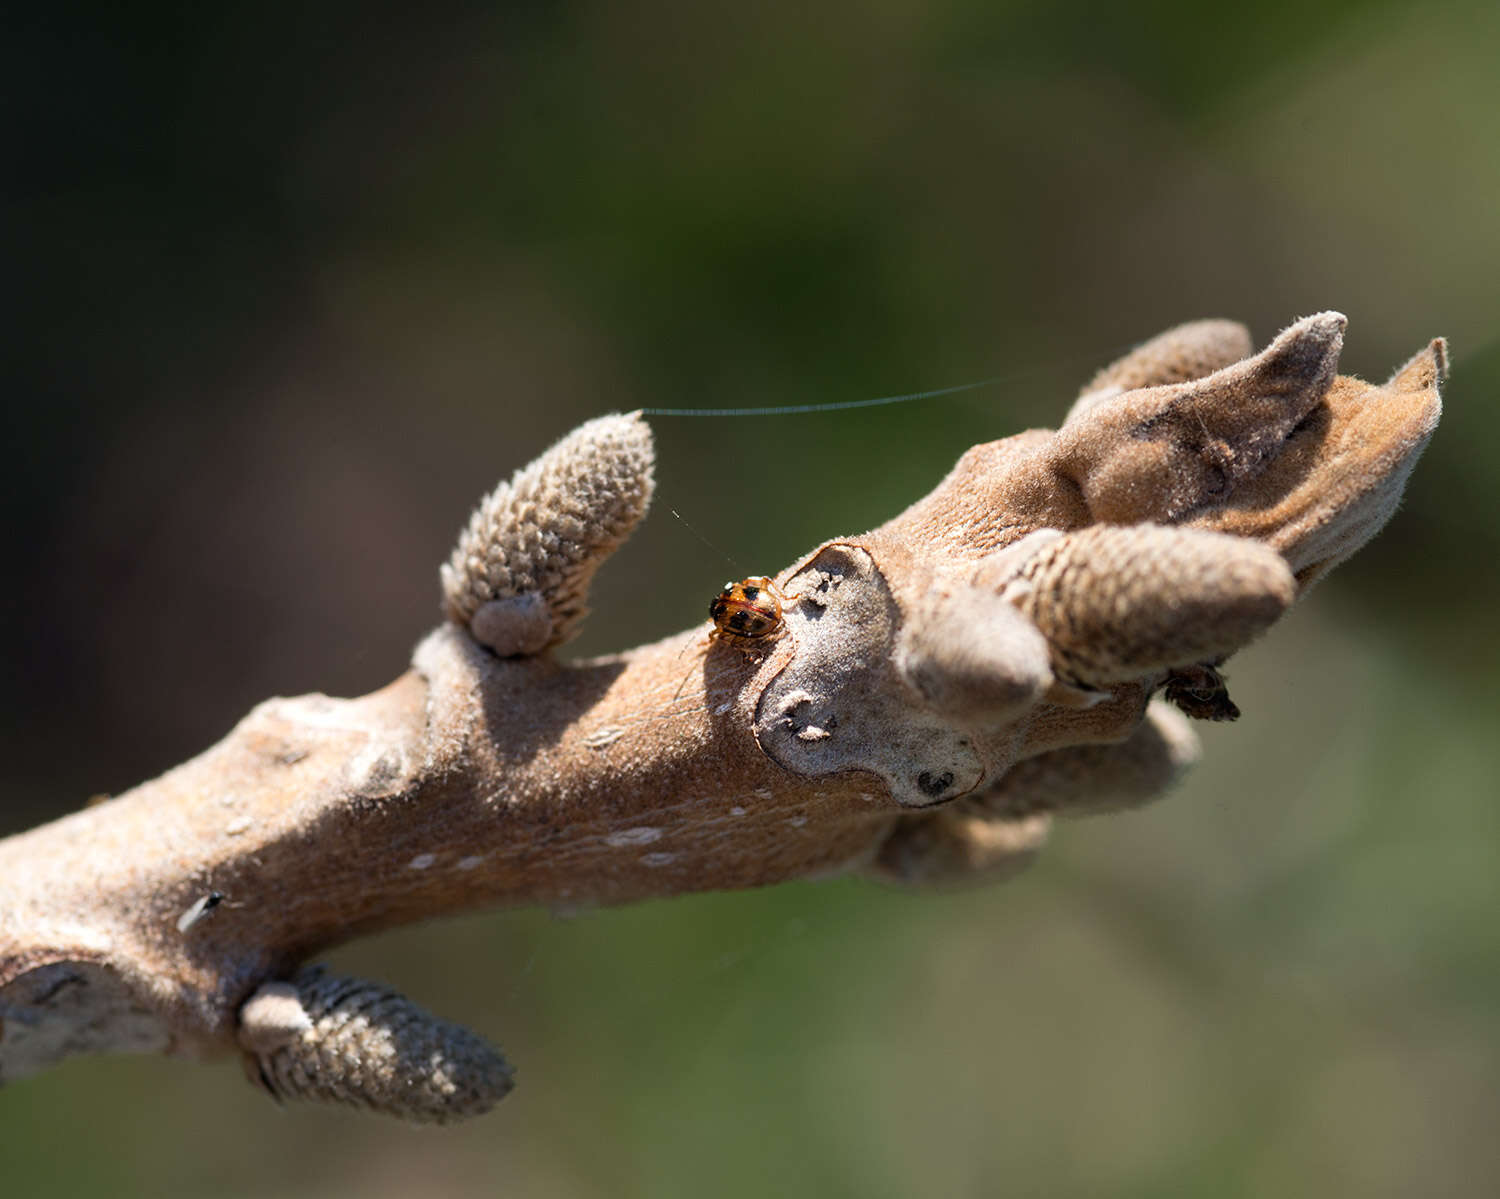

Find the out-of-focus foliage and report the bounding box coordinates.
[4,2,1496,1195]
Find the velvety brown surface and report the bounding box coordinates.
[0,315,1439,1122]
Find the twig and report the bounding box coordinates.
[0,313,1443,1122]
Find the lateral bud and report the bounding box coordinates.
[238,967,514,1124]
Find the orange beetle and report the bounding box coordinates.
[708,576,795,650]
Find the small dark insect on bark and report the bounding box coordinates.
[176,891,226,934]
[1163,664,1241,722]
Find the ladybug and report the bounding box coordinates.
[708,576,795,651]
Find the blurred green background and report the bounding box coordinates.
[4,1,1498,1195]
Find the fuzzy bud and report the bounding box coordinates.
[441,412,654,654]
[1000,524,1295,686]
[239,967,514,1125]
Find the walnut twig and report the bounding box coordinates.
[0,313,1443,1122]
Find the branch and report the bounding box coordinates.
[0,313,1443,1121]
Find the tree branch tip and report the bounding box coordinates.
[1387,337,1449,391]
[1251,310,1346,387]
